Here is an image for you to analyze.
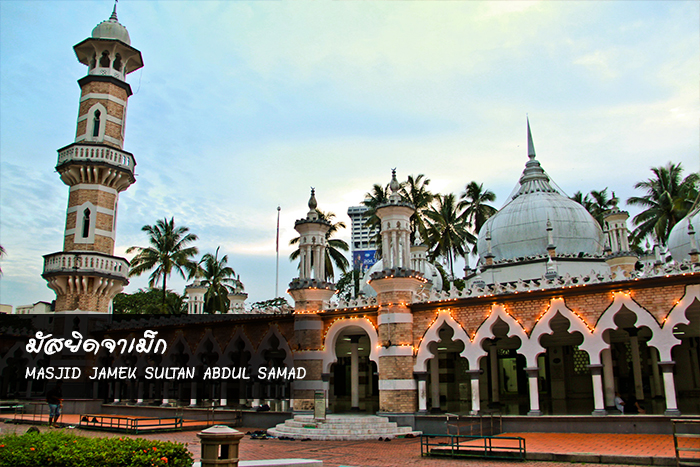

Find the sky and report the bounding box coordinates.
[1,1,698,310]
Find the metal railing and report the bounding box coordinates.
[421,433,526,460]
[673,419,700,467]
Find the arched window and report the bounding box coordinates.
[82,208,91,238]
[89,53,96,70]
[113,53,122,72]
[99,51,110,68]
[92,110,101,137]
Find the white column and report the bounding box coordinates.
[162,381,170,406]
[489,344,500,403]
[220,381,228,407]
[402,232,410,267]
[416,373,428,413]
[190,381,198,407]
[113,381,121,403]
[659,361,681,416]
[650,348,663,398]
[351,337,360,411]
[602,348,615,407]
[136,381,144,404]
[322,374,331,410]
[391,231,399,268]
[526,367,541,416]
[629,333,645,401]
[468,369,481,415]
[430,356,440,411]
[588,364,607,415]
[382,233,390,268]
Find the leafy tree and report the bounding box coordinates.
[126,217,199,312]
[361,183,389,256]
[570,188,616,227]
[336,269,362,301]
[198,247,242,314]
[400,174,434,244]
[458,181,497,254]
[627,162,699,246]
[251,297,292,314]
[424,193,473,278]
[112,288,187,314]
[289,210,349,282]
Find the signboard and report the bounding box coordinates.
[313,390,326,420]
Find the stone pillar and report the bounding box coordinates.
[322,373,331,410]
[162,381,170,406]
[415,372,428,413]
[650,348,663,398]
[190,381,198,407]
[588,364,607,415]
[430,355,441,412]
[526,367,541,416]
[113,381,121,403]
[628,331,645,401]
[658,361,681,416]
[290,311,327,411]
[489,343,500,404]
[372,276,423,414]
[467,369,482,415]
[220,381,228,407]
[602,348,616,407]
[136,380,144,405]
[350,336,360,411]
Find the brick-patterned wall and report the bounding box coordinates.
[81,81,128,101]
[79,98,125,121]
[64,234,114,254]
[293,390,315,411]
[564,293,613,329]
[630,285,686,322]
[379,390,416,413]
[296,328,322,350]
[378,356,413,380]
[445,304,493,339]
[68,188,116,210]
[378,322,412,346]
[55,288,110,313]
[504,299,549,334]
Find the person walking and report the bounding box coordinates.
[46,381,63,427]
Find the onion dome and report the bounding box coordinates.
[476,119,604,263]
[92,4,131,45]
[667,206,700,261]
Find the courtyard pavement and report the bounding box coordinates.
[1,418,697,467]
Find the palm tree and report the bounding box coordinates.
[289,210,350,282]
[400,174,434,244]
[198,247,242,314]
[570,188,616,227]
[424,193,473,278]
[458,181,497,254]
[0,244,5,276]
[627,162,699,246]
[126,217,199,312]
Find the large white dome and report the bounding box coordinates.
[477,138,604,264]
[668,208,700,262]
[92,7,131,45]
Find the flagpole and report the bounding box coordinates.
[275,206,281,298]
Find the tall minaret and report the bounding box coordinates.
[42,5,143,313]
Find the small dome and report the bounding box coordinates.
[477,124,604,263]
[360,258,442,297]
[92,7,131,45]
[668,208,700,262]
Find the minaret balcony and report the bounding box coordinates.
[42,251,129,282]
[57,143,135,189]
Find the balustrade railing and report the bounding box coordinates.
[43,252,129,280]
[57,143,135,173]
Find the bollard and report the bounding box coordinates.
[197,425,245,467]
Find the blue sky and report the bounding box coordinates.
[1,1,698,310]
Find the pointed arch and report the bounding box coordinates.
[414,309,470,372]
[531,298,599,363]
[470,304,538,367]
[592,291,665,362]
[648,284,700,361]
[321,317,379,373]
[220,327,255,366]
[252,324,294,368]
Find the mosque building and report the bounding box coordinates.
[7,7,699,423]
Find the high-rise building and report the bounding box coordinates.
[41,6,143,313]
[347,205,379,273]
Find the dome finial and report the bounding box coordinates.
[110,0,118,21]
[388,168,401,202]
[527,116,536,160]
[308,187,317,211]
